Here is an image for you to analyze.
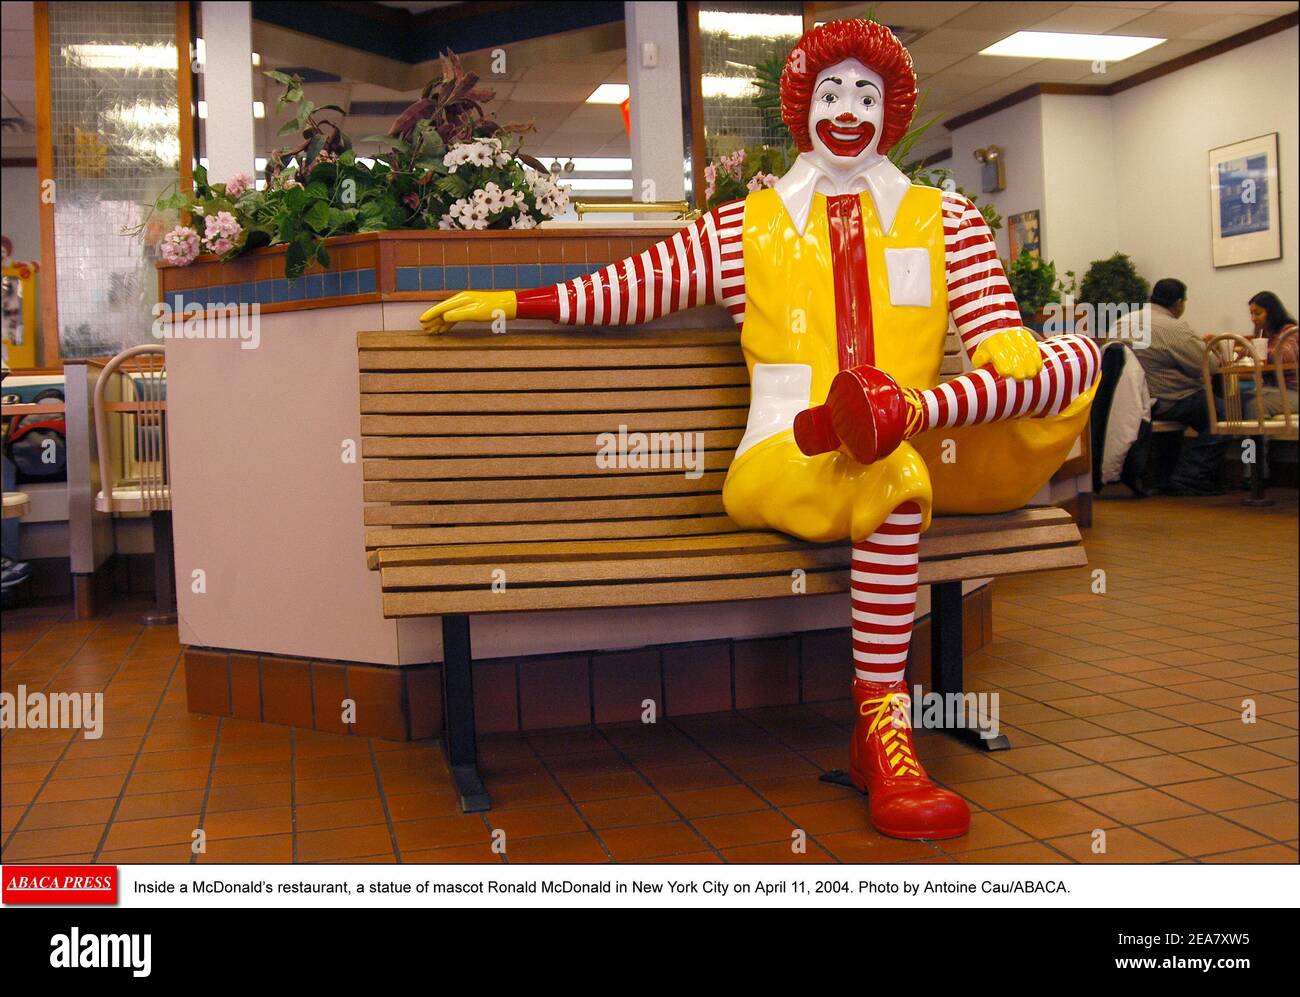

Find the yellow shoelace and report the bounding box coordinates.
[860,692,922,778]
[902,388,926,440]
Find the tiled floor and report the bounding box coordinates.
[2,493,1296,864]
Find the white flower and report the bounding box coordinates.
[509,213,537,230]
[438,213,457,230]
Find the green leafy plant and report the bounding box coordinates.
[1079,252,1150,331]
[1004,250,1063,323]
[136,52,567,279]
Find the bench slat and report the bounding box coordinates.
[361,409,748,436]
[363,450,736,480]
[359,386,751,414]
[363,493,727,526]
[358,329,743,350]
[363,470,727,502]
[360,346,744,370]
[365,514,744,550]
[360,366,749,392]
[361,430,745,458]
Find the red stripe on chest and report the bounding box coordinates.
[826,193,874,370]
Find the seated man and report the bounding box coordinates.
[1130,279,1227,495]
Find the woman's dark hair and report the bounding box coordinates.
[1150,278,1186,310]
[1249,291,1296,336]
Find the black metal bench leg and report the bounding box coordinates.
[930,581,1009,751]
[441,614,490,812]
[142,510,178,627]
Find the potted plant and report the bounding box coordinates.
[1078,252,1150,335]
[140,52,571,279]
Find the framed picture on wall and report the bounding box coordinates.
[1209,133,1281,268]
[1008,210,1041,260]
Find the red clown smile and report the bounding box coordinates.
[816,117,876,157]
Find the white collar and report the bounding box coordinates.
[772,153,912,236]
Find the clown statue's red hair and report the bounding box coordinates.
[781,18,918,156]
[420,19,1102,843]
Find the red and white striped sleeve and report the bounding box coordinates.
[515,199,747,326]
[941,190,1024,357]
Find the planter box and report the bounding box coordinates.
[157,228,671,314]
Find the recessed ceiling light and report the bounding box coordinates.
[586,83,630,104]
[981,31,1165,61]
[252,100,265,119]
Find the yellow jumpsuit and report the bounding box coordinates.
[721,185,1095,543]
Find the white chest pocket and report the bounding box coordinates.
[884,247,932,307]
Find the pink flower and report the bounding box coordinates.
[403,192,420,210]
[746,172,777,192]
[159,225,200,266]
[704,163,717,201]
[202,211,242,254]
[225,172,253,199]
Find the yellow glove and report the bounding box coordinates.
[419,291,517,334]
[971,328,1043,380]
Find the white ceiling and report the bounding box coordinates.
[3,1,1297,169]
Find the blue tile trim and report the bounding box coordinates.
[516,264,541,289]
[323,270,341,297]
[305,274,324,298]
[396,266,420,291]
[492,265,516,289]
[341,269,358,295]
[420,266,443,291]
[468,265,492,289]
[540,264,565,287]
[444,266,468,290]
[358,269,376,294]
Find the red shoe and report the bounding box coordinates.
[794,365,913,464]
[850,678,970,840]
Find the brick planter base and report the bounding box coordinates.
[184,586,992,741]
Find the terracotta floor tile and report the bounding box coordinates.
[986,744,1092,774]
[99,843,193,864]
[1078,788,1201,824]
[1109,754,1222,786]
[199,833,295,864]
[577,794,678,829]
[814,829,945,863]
[205,781,292,813]
[1201,843,1299,863]
[747,774,857,808]
[998,800,1118,838]
[392,813,490,852]
[297,824,395,863]
[103,815,199,852]
[20,797,117,832]
[598,821,710,861]
[2,824,105,862]
[556,769,651,802]
[665,783,768,819]
[501,830,609,864]
[1162,777,1282,812]
[124,767,208,796]
[384,789,463,822]
[403,841,503,863]
[955,842,1071,863]
[692,809,796,850]
[723,839,837,863]
[948,775,1064,810]
[641,851,724,864]
[1031,764,1145,797]
[1061,735,1165,763]
[489,803,587,842]
[114,790,205,822]
[1131,727,1236,752]
[295,774,379,806]
[1046,827,1181,863]
[1221,802,1299,841]
[1237,766,1298,799]
[782,796,876,837]
[202,805,294,840]
[33,774,127,804]
[485,778,571,811]
[934,811,1032,854]
[296,797,388,832]
[635,761,739,792]
[1136,814,1270,857]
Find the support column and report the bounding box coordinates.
[624,2,686,209]
[199,1,256,183]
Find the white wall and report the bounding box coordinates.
[1041,94,1119,286]
[1,166,41,262]
[1111,26,1299,334]
[950,96,1044,260]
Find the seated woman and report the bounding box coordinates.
[1247,290,1299,418]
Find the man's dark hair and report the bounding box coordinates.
[1150,278,1187,310]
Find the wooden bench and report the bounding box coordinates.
[358,327,1088,812]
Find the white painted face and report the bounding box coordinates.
[806,58,886,168]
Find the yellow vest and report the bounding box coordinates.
[721,184,1094,543]
[738,185,948,394]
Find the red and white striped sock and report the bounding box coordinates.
[909,334,1101,433]
[851,501,921,685]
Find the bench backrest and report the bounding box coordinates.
[358,327,966,555]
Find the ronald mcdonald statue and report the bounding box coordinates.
[422,19,1100,841]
